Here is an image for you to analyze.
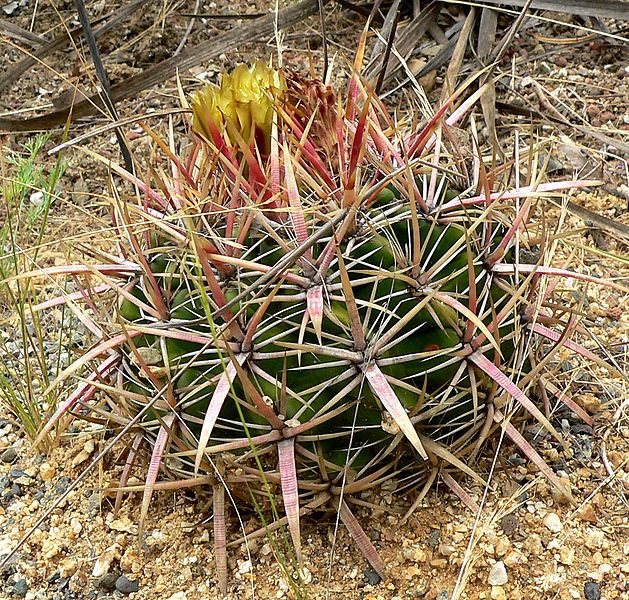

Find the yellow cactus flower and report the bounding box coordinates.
[191,62,285,155]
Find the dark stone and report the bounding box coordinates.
[427,530,441,547]
[0,551,19,578]
[54,577,69,591]
[48,571,60,584]
[12,578,28,597]
[560,361,574,373]
[571,290,587,304]
[8,469,26,480]
[1,447,17,463]
[87,493,101,515]
[584,581,601,600]
[97,572,119,591]
[3,484,22,502]
[578,371,592,383]
[115,575,139,595]
[500,514,519,536]
[506,453,526,466]
[363,568,381,586]
[571,423,593,436]
[55,476,71,494]
[552,459,569,473]
[573,436,594,461]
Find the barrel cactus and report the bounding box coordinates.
[31,60,608,591]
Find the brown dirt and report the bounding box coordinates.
[1,2,627,599]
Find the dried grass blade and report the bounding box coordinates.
[34,355,119,447]
[478,8,499,150]
[492,264,628,292]
[470,0,629,20]
[114,433,144,515]
[440,7,476,103]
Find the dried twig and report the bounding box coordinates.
[0,0,146,94]
[0,0,323,132]
[73,0,133,173]
[0,19,48,47]
[174,0,202,56]
[364,1,442,85]
[457,0,629,21]
[477,8,499,151]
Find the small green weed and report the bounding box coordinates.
[0,134,66,441]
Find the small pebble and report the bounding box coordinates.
[500,514,518,536]
[1,447,17,463]
[543,512,563,533]
[12,579,28,597]
[490,586,506,600]
[364,568,381,585]
[427,530,441,547]
[584,581,601,600]
[54,476,70,495]
[58,558,78,578]
[4,483,21,501]
[586,104,600,118]
[237,559,252,575]
[495,537,510,557]
[559,546,575,565]
[39,463,55,481]
[115,575,139,595]
[585,528,605,550]
[92,547,118,578]
[97,572,119,591]
[488,561,508,586]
